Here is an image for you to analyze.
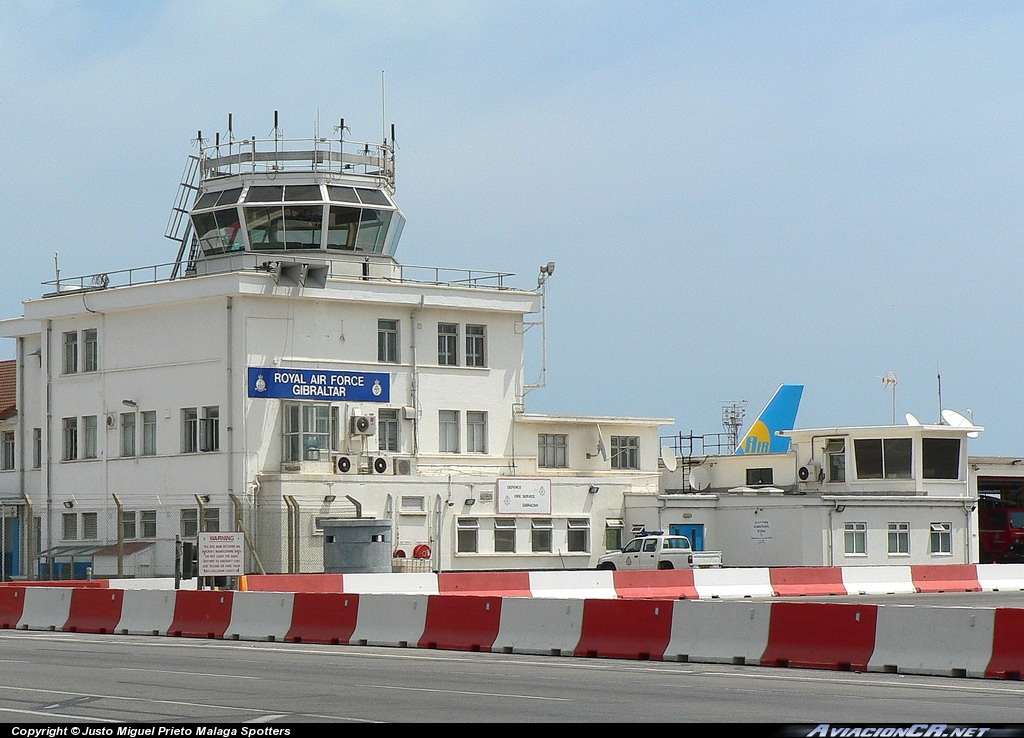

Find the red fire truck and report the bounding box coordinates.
[980,505,1024,563]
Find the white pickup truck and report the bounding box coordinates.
[596,532,724,570]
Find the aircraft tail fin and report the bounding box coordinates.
[735,384,804,454]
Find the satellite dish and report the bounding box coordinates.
[689,466,711,491]
[905,413,920,425]
[941,409,980,438]
[660,445,678,472]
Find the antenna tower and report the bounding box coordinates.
[881,371,898,424]
[722,400,748,450]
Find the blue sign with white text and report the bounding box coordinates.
[247,367,390,402]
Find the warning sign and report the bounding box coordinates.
[198,531,245,576]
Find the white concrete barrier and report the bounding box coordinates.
[224,591,295,642]
[841,565,916,595]
[350,593,429,647]
[116,590,178,635]
[867,603,996,678]
[976,563,1024,592]
[693,568,775,599]
[342,572,439,595]
[491,597,586,656]
[665,599,772,664]
[115,578,197,590]
[527,570,617,599]
[18,588,72,631]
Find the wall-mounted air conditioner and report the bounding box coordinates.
[105,412,118,429]
[350,414,376,435]
[333,455,356,474]
[798,461,821,482]
[393,457,416,476]
[371,456,389,474]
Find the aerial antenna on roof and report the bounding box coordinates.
[381,70,387,145]
[880,371,898,424]
[937,366,943,423]
[227,112,234,143]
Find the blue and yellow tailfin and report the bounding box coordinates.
[735,384,803,454]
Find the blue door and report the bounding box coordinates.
[669,523,705,550]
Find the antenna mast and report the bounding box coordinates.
[722,400,748,450]
[881,371,898,424]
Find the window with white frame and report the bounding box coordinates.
[183,406,220,454]
[605,519,624,551]
[62,512,78,540]
[201,406,220,452]
[141,411,157,456]
[121,510,137,540]
[439,410,459,453]
[82,512,98,540]
[141,510,157,539]
[438,323,458,366]
[538,434,567,468]
[456,517,478,553]
[82,415,97,459]
[826,438,846,482]
[378,408,400,452]
[466,411,487,453]
[923,438,961,479]
[854,438,912,480]
[930,522,952,555]
[181,506,220,536]
[62,331,77,374]
[282,402,331,462]
[531,518,552,553]
[62,417,78,461]
[1,431,13,471]
[182,408,199,453]
[61,329,98,374]
[180,508,198,538]
[611,436,639,470]
[888,521,910,555]
[121,412,136,457]
[466,324,486,367]
[83,328,98,372]
[844,522,866,555]
[567,518,590,552]
[494,518,516,553]
[378,319,399,363]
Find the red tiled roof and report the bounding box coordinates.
[0,360,15,420]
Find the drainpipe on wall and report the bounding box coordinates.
[409,295,424,455]
[43,320,52,580]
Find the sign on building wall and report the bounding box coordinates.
[496,478,552,514]
[247,367,390,402]
[752,519,772,544]
[198,531,245,576]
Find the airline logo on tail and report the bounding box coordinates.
[735,384,804,455]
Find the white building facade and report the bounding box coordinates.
[0,124,669,578]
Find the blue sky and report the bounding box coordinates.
[1,1,1021,455]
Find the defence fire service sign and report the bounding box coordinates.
[496,478,552,514]
[198,531,244,576]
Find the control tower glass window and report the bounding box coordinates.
[246,205,324,251]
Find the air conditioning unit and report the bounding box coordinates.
[798,461,821,482]
[105,412,117,429]
[393,457,417,476]
[372,456,389,474]
[350,414,376,435]
[333,455,356,474]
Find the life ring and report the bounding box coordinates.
[393,549,406,558]
[412,544,431,560]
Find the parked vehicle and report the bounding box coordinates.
[980,506,1024,563]
[596,532,723,570]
